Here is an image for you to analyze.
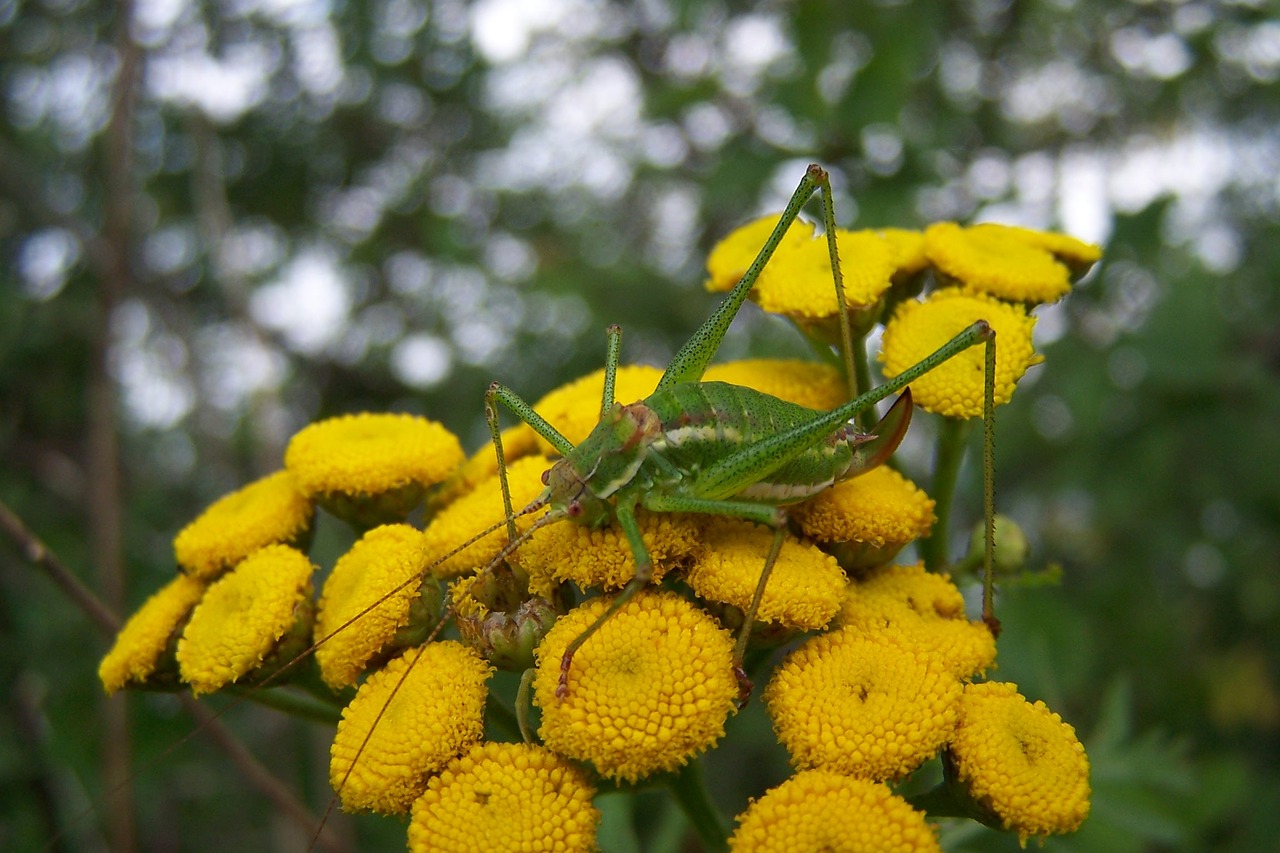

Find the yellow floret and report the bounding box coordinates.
[792,466,936,551]
[99,574,206,694]
[974,223,1102,273]
[729,770,942,852]
[533,590,738,782]
[879,289,1040,419]
[765,626,961,781]
[924,222,1074,304]
[754,229,897,319]
[313,524,432,689]
[173,470,312,580]
[839,564,997,680]
[878,227,929,281]
[705,214,816,293]
[175,544,315,695]
[703,359,847,411]
[408,741,599,853]
[330,642,492,814]
[685,518,846,632]
[284,412,464,523]
[422,455,556,579]
[948,681,1091,844]
[518,508,703,591]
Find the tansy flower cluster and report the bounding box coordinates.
[100,207,1097,851]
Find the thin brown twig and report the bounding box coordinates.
[0,500,350,852]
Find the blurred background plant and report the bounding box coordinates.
[2,0,1277,850]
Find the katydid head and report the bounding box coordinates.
[539,400,662,527]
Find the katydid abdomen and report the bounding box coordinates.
[644,381,875,505]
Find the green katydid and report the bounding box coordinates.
[478,163,998,699]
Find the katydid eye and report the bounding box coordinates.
[541,469,550,485]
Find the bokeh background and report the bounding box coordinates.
[3,0,1278,850]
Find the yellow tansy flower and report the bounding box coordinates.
[285,412,464,526]
[924,222,1073,304]
[729,770,942,853]
[330,641,492,814]
[947,681,1091,844]
[99,574,206,694]
[878,227,929,282]
[533,590,738,782]
[685,518,845,632]
[879,289,1039,419]
[175,544,316,696]
[705,213,816,293]
[791,466,935,567]
[703,359,847,411]
[408,741,599,853]
[518,507,703,591]
[838,563,996,680]
[173,470,312,580]
[422,455,555,579]
[765,627,961,781]
[314,524,436,689]
[974,223,1102,275]
[756,229,897,319]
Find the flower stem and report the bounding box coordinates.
[229,686,344,725]
[920,416,974,571]
[663,760,729,852]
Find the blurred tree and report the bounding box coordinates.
[2,0,1277,850]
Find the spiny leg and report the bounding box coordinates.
[980,331,999,635]
[601,323,622,414]
[555,492,653,697]
[658,164,830,391]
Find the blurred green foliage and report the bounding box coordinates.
[2,0,1278,850]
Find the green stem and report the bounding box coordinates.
[228,686,344,726]
[663,760,729,853]
[920,417,974,572]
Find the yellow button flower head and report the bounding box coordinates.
[518,364,665,454]
[705,213,815,293]
[728,770,942,853]
[703,359,847,411]
[878,227,929,282]
[175,544,316,696]
[924,222,1077,304]
[947,681,1091,844]
[973,223,1102,275]
[314,524,436,689]
[330,641,492,814]
[518,507,703,591]
[422,455,553,579]
[765,627,961,781]
[685,518,845,632]
[791,466,936,567]
[879,289,1039,419]
[756,230,898,319]
[99,574,206,694]
[173,470,313,580]
[285,412,464,526]
[838,563,996,680]
[408,741,599,853]
[533,590,738,782]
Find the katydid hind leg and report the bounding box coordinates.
[658,164,831,391]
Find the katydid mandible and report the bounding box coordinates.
[482,164,999,699]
